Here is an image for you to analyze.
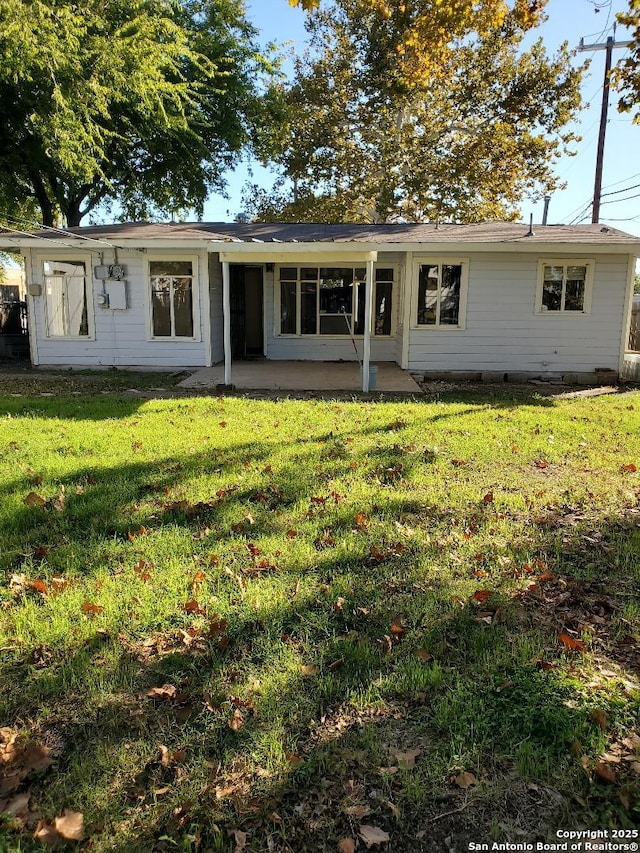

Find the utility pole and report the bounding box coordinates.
[578,29,632,223]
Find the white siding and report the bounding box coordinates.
[26,248,209,368]
[407,252,629,375]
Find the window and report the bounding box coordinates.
[149,260,195,338]
[43,260,90,337]
[416,262,465,327]
[537,261,593,314]
[277,266,394,336]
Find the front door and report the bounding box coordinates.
[230,265,264,358]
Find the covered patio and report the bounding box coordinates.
[178,361,423,393]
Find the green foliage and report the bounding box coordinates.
[613,0,640,122]
[246,0,584,223]
[0,0,279,226]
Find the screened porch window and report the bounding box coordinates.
[278,266,394,336]
[43,260,90,337]
[149,261,194,338]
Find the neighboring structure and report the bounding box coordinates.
[0,265,28,358]
[0,222,638,389]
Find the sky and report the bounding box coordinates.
[202,0,640,237]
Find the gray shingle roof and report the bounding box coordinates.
[4,221,640,245]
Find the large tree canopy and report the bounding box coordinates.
[251,0,583,223]
[613,0,640,122]
[0,0,278,226]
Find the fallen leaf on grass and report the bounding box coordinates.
[392,748,421,769]
[590,709,608,731]
[453,770,477,789]
[0,792,30,819]
[147,684,177,701]
[594,762,617,784]
[24,492,46,508]
[184,600,206,616]
[534,459,549,469]
[34,810,84,845]
[286,529,298,539]
[482,490,494,504]
[559,633,586,652]
[471,589,493,603]
[338,839,356,853]
[228,709,245,732]
[620,463,637,473]
[415,648,432,662]
[301,664,318,677]
[227,829,247,853]
[81,601,104,615]
[344,804,371,819]
[359,825,390,848]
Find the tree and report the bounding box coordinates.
[251,0,583,223]
[0,0,278,227]
[613,0,640,121]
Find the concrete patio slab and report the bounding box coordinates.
[178,361,423,394]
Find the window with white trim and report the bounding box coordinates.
[149,260,195,338]
[277,266,394,336]
[43,260,91,338]
[536,260,593,313]
[416,262,465,327]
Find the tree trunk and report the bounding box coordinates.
[65,199,83,227]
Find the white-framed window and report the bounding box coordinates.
[43,259,93,338]
[536,259,594,314]
[147,257,199,340]
[413,259,468,329]
[276,265,395,337]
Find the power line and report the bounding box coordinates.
[578,33,633,222]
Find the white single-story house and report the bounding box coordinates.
[1,221,638,389]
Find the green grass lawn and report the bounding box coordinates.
[0,381,639,852]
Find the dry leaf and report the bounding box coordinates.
[147,684,177,701]
[81,601,104,615]
[589,709,608,731]
[453,770,477,789]
[344,804,371,819]
[0,792,30,818]
[471,589,492,603]
[359,824,391,848]
[228,709,245,732]
[415,648,432,662]
[594,762,616,784]
[393,748,421,769]
[301,664,318,676]
[482,490,494,504]
[620,463,637,473]
[24,492,46,508]
[338,839,356,853]
[559,633,586,652]
[227,828,247,853]
[54,809,84,841]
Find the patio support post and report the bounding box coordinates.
[362,259,374,392]
[222,260,232,386]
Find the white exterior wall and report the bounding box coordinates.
[406,252,630,375]
[25,247,209,368]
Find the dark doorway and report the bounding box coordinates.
[230,266,264,358]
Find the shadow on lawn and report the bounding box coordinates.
[1,500,638,851]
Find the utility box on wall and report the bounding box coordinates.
[104,279,128,310]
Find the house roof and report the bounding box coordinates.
[2,221,640,253]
